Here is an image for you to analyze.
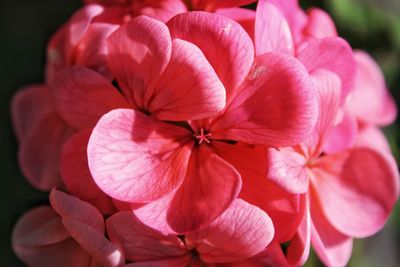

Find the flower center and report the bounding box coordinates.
[194,128,212,144]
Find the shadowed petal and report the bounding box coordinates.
[216,8,255,38]
[212,52,317,147]
[87,109,192,202]
[149,39,226,121]
[191,0,256,11]
[124,256,191,267]
[53,66,130,129]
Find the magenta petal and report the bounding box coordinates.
[88,109,192,202]
[191,0,256,11]
[12,206,69,247]
[267,147,308,194]
[53,66,130,129]
[63,219,124,267]
[310,189,353,267]
[19,112,73,191]
[167,145,242,233]
[303,8,337,39]
[216,8,255,38]
[189,199,274,263]
[11,85,53,143]
[107,16,171,107]
[149,39,226,121]
[255,0,294,56]
[106,212,187,261]
[168,11,254,101]
[312,148,400,238]
[212,52,318,147]
[297,37,356,99]
[50,189,105,233]
[124,256,191,267]
[61,130,116,215]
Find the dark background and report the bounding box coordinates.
[0,1,399,266]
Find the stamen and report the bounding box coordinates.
[194,128,212,144]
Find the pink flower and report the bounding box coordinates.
[106,199,274,266]
[267,70,399,266]
[12,189,124,267]
[189,0,256,11]
[75,13,318,233]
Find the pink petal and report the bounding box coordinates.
[61,130,116,215]
[124,256,191,267]
[11,85,54,143]
[106,211,187,261]
[53,66,130,129]
[211,52,318,147]
[216,8,255,38]
[131,0,188,23]
[212,142,304,242]
[12,206,69,247]
[255,0,294,56]
[63,219,124,267]
[168,11,254,101]
[50,189,105,233]
[74,23,119,79]
[107,15,171,107]
[267,147,309,194]
[348,50,397,126]
[303,8,337,39]
[312,148,400,238]
[355,126,392,156]
[13,238,91,267]
[167,145,242,233]
[19,112,73,191]
[148,39,226,121]
[188,199,274,263]
[297,37,356,99]
[309,189,353,267]
[87,109,192,202]
[286,195,311,266]
[191,0,256,11]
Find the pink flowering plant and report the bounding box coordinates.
[11,0,399,266]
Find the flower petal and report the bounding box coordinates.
[297,37,356,99]
[148,39,226,121]
[216,8,255,38]
[50,189,105,233]
[312,148,400,238]
[211,52,318,147]
[11,85,53,143]
[191,0,257,11]
[124,256,191,267]
[61,130,116,215]
[168,11,254,101]
[131,0,188,23]
[255,0,294,56]
[167,145,242,233]
[107,15,171,107]
[87,109,192,202]
[63,219,124,267]
[188,199,274,263]
[106,212,187,261]
[303,8,337,39]
[12,206,69,247]
[19,112,73,191]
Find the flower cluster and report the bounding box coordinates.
[11,1,399,266]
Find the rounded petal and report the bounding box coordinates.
[50,189,105,233]
[303,8,337,39]
[149,39,226,121]
[106,212,187,262]
[87,109,192,202]
[216,8,255,38]
[61,130,116,215]
[191,0,257,11]
[255,1,294,56]
[168,11,254,101]
[312,148,400,238]
[53,66,130,129]
[297,37,356,99]
[11,85,54,143]
[212,52,318,147]
[107,15,172,107]
[19,112,73,191]
[131,0,188,23]
[63,219,124,267]
[189,199,274,263]
[12,206,69,247]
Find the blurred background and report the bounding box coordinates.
[0,0,398,266]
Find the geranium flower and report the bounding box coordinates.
[12,189,124,267]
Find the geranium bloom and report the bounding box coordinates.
[267,71,399,266]
[12,189,124,267]
[107,199,274,266]
[79,12,317,233]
